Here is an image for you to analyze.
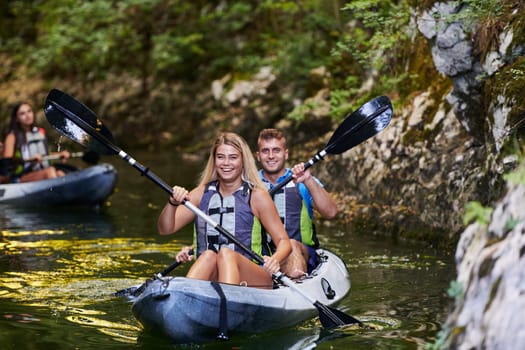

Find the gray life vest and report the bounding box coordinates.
[16,127,50,174]
[194,180,270,261]
[266,180,317,247]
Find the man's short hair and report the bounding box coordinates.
[257,128,287,148]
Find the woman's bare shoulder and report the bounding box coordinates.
[250,187,273,208]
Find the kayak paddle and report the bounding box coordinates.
[114,249,194,297]
[43,88,363,329]
[269,95,392,196]
[0,151,99,178]
[43,150,100,165]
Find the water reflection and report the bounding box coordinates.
[0,216,454,349]
[0,235,187,304]
[67,313,140,345]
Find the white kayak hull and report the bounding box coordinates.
[131,249,350,343]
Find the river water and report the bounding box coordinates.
[0,150,455,349]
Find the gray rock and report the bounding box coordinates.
[446,181,525,349]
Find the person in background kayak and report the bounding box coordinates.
[158,132,291,288]
[256,128,338,278]
[2,102,70,183]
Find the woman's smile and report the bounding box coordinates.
[215,144,243,182]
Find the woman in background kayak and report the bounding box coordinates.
[2,102,70,183]
[158,132,291,288]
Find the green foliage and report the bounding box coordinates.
[425,325,451,350]
[0,1,349,85]
[0,1,414,99]
[447,280,464,300]
[329,89,353,119]
[505,217,521,231]
[0,0,456,134]
[259,0,300,13]
[452,0,506,28]
[152,32,205,73]
[424,280,463,349]
[24,1,159,80]
[503,163,525,184]
[336,0,412,72]
[316,0,414,121]
[288,99,324,123]
[272,32,329,80]
[445,0,518,58]
[463,201,493,226]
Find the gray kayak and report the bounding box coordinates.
[131,249,351,343]
[0,163,117,206]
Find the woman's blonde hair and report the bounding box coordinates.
[198,132,265,189]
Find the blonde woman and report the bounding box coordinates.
[158,132,291,288]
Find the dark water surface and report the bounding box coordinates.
[0,150,455,349]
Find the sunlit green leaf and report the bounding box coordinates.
[463,201,493,226]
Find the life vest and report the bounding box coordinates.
[194,180,270,261]
[260,169,318,248]
[14,127,50,175]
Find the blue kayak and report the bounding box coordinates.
[0,163,117,206]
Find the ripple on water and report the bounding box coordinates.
[66,314,141,344]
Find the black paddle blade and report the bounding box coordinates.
[315,302,363,329]
[44,89,116,155]
[114,281,150,298]
[114,285,140,297]
[114,254,191,298]
[326,96,393,155]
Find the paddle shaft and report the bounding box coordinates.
[43,151,84,161]
[114,249,195,297]
[158,248,194,275]
[1,151,85,164]
[268,149,326,197]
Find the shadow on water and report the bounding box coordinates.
[133,316,406,349]
[0,205,115,238]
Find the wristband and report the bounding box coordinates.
[168,198,179,207]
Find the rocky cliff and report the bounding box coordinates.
[440,169,525,349]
